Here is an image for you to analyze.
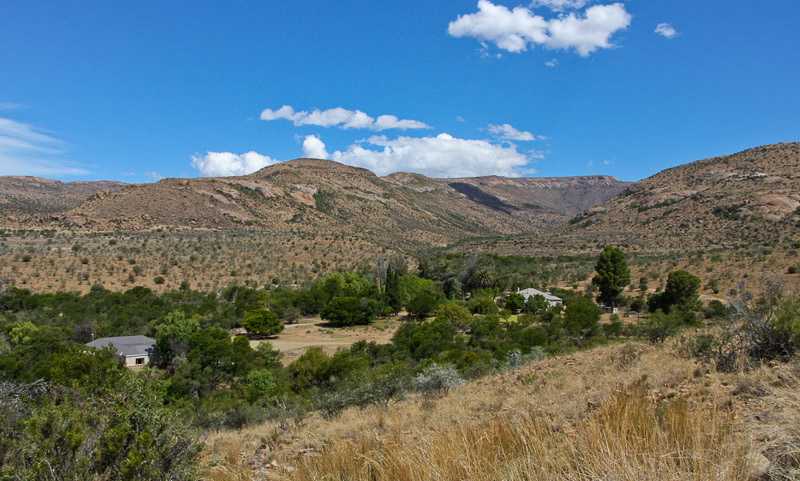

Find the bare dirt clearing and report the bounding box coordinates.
[250,318,402,365]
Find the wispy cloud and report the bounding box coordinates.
[0,117,88,176]
[260,105,432,131]
[655,23,678,39]
[530,0,589,12]
[487,123,538,141]
[545,58,559,67]
[448,1,632,58]
[144,171,165,181]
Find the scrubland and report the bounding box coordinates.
[204,340,800,481]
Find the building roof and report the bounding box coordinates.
[517,288,562,302]
[86,335,156,358]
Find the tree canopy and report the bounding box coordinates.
[592,246,631,307]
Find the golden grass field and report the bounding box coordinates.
[202,340,800,480]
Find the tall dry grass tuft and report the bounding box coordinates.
[289,377,750,481]
[203,436,257,481]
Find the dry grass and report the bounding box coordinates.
[201,341,800,480]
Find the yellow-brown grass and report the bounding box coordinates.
[201,341,800,480]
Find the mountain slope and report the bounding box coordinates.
[0,176,128,220]
[37,159,628,249]
[459,142,800,255]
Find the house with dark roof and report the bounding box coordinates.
[86,335,157,369]
[516,288,563,307]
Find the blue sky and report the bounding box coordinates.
[1,0,798,182]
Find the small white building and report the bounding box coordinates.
[517,288,563,307]
[86,335,157,369]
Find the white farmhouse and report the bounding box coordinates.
[516,288,563,307]
[86,335,157,369]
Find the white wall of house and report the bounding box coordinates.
[125,355,149,368]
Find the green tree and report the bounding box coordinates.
[321,297,370,327]
[244,368,278,403]
[435,303,472,328]
[592,246,631,308]
[154,310,200,363]
[563,295,603,336]
[648,270,702,313]
[384,265,402,314]
[526,294,548,314]
[407,292,440,319]
[242,308,284,338]
[504,292,525,312]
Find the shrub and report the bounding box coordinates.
[414,364,464,395]
[468,296,499,316]
[721,277,800,364]
[507,349,523,369]
[0,377,201,479]
[153,276,166,285]
[242,308,284,337]
[321,297,371,327]
[637,312,680,344]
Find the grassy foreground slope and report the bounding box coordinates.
[204,341,800,481]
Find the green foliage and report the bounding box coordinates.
[245,369,278,403]
[242,308,284,337]
[435,302,472,328]
[712,204,743,220]
[526,294,548,314]
[407,292,440,319]
[592,246,631,307]
[467,296,499,316]
[154,310,201,363]
[704,300,728,319]
[637,312,680,344]
[384,265,402,313]
[0,376,201,480]
[504,292,525,312]
[630,298,646,312]
[563,295,603,336]
[321,297,371,327]
[648,270,702,313]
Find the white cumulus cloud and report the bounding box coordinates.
[302,135,330,159]
[326,133,534,178]
[260,105,431,131]
[190,151,279,177]
[655,23,678,39]
[0,117,87,176]
[448,1,632,57]
[488,123,537,141]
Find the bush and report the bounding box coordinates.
[637,312,680,344]
[468,296,499,316]
[242,309,284,337]
[414,364,464,395]
[710,277,800,369]
[0,377,201,480]
[153,276,166,285]
[407,293,439,319]
[321,297,371,326]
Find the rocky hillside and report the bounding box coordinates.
[0,176,127,220]
[462,142,800,255]
[21,159,628,249]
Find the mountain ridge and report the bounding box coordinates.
[1,159,630,250]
